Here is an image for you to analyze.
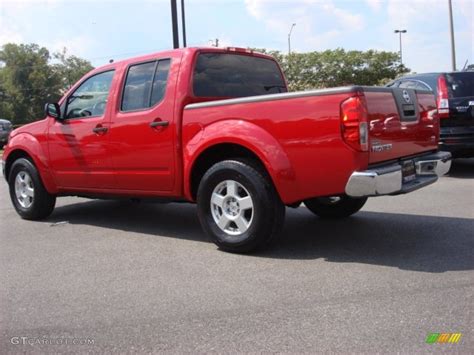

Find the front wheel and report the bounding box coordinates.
[197,159,285,253]
[304,195,367,219]
[8,158,56,220]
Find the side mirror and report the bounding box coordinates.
[44,103,61,119]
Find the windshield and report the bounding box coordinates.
[445,72,474,98]
[193,53,287,98]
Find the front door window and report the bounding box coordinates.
[66,71,114,119]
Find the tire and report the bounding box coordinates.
[197,159,285,253]
[304,195,367,219]
[8,158,56,220]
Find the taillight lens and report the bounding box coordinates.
[340,96,368,152]
[437,75,450,119]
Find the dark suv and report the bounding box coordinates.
[387,72,474,158]
[0,119,13,149]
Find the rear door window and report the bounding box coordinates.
[193,53,287,98]
[386,81,400,88]
[398,80,418,89]
[414,81,432,91]
[416,75,438,94]
[150,60,171,106]
[121,59,171,111]
[445,72,474,98]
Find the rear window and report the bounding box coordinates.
[445,72,474,98]
[193,53,287,98]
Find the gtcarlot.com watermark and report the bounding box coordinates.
[10,336,94,346]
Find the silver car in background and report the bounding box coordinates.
[0,119,13,149]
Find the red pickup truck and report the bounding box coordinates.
[2,47,451,252]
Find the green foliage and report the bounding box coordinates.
[0,43,93,124]
[53,48,94,92]
[253,48,409,91]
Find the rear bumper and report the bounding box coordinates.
[439,126,474,157]
[345,151,452,197]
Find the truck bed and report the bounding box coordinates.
[182,86,439,203]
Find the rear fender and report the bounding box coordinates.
[184,119,297,202]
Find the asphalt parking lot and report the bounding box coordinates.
[1,159,473,353]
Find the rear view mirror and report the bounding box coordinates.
[44,103,61,119]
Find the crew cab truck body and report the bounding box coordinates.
[2,47,451,252]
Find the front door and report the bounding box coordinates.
[107,56,177,193]
[48,70,116,190]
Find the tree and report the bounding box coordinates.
[0,43,61,124]
[53,48,94,92]
[252,48,410,91]
[0,43,93,125]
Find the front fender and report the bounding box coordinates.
[184,119,297,203]
[4,133,58,194]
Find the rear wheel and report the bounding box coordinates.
[304,195,367,219]
[8,158,56,220]
[197,159,285,253]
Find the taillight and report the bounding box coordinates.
[340,96,368,152]
[437,75,450,119]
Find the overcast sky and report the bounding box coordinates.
[1,0,472,73]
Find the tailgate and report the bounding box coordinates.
[363,87,439,164]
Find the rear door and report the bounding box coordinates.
[107,54,178,193]
[363,87,439,164]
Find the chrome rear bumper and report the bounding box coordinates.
[345,151,452,197]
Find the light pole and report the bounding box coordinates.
[448,0,456,71]
[394,29,407,65]
[288,23,296,55]
[181,0,187,47]
[170,0,179,49]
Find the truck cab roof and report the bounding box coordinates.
[90,47,275,75]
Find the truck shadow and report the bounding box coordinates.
[447,158,474,178]
[47,200,473,273]
[264,208,474,273]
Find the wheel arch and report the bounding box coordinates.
[184,120,297,203]
[4,135,58,194]
[5,149,33,180]
[188,143,269,200]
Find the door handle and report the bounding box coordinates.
[150,121,169,128]
[92,126,108,134]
